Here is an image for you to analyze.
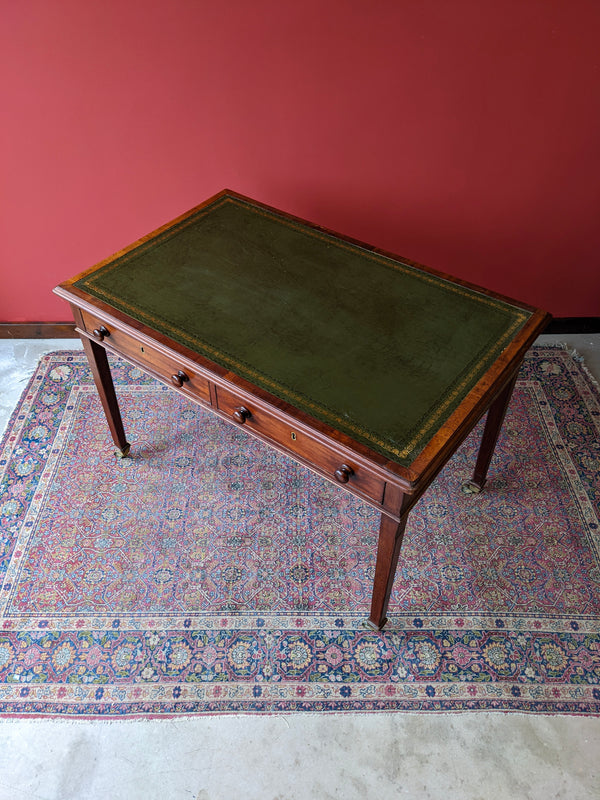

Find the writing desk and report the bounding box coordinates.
[54,190,550,629]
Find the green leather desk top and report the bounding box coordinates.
[73,193,533,466]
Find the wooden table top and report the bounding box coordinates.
[58,190,548,471]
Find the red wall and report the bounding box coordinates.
[1,0,599,321]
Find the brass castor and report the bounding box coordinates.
[461,480,485,495]
[362,617,388,631]
[114,443,131,459]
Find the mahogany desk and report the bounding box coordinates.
[54,190,550,630]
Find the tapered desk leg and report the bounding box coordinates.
[81,335,131,457]
[366,494,412,631]
[462,371,519,494]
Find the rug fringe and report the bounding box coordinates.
[568,350,600,390]
[0,708,550,724]
[536,341,600,389]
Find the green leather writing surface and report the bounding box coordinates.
[75,195,531,465]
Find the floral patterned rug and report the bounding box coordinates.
[0,347,598,717]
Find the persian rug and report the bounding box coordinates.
[0,347,599,718]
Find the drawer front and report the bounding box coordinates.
[80,310,211,404]
[215,385,385,504]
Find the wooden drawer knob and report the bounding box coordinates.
[171,370,189,387]
[334,464,354,484]
[93,326,110,341]
[232,406,251,424]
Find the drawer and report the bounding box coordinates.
[215,385,385,504]
[80,310,211,404]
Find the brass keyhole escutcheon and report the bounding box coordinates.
[140,346,145,353]
[291,431,297,441]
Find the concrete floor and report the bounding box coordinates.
[0,334,599,800]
